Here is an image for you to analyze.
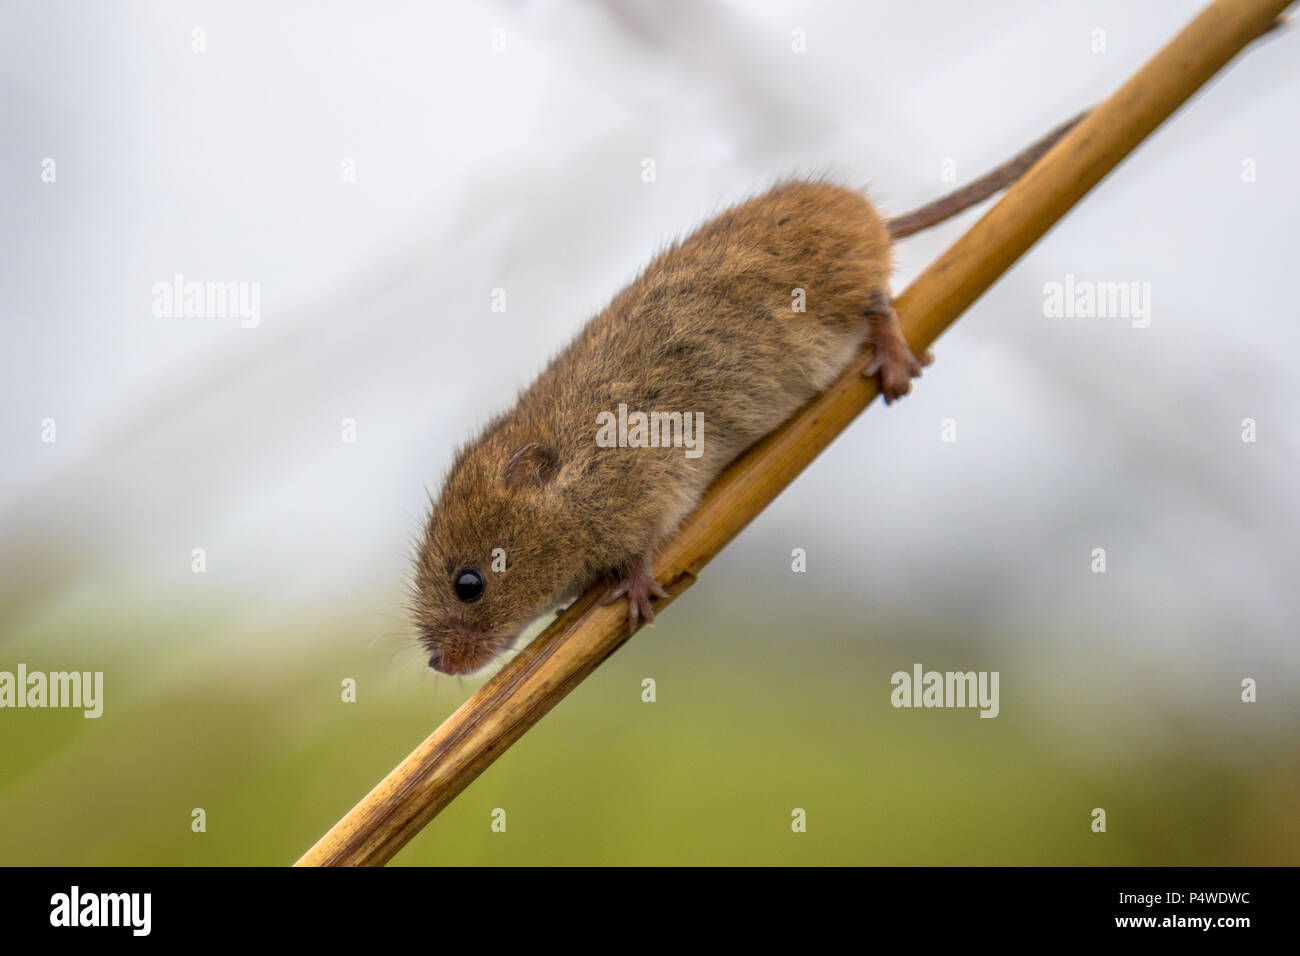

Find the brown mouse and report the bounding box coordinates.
[414,114,1083,675]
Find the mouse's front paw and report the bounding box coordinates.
[600,550,668,631]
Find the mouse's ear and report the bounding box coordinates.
[503,442,560,491]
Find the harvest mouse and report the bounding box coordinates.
[414,114,1082,675]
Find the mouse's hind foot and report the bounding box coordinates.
[862,289,932,404]
[601,549,668,631]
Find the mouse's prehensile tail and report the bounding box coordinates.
[886,110,1090,239]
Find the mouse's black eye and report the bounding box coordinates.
[453,568,485,603]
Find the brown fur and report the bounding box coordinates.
[416,181,898,674]
[414,111,1086,671]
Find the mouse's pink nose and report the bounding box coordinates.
[428,628,496,675]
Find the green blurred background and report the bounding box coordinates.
[3,577,1296,865]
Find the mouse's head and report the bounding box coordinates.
[413,429,574,675]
